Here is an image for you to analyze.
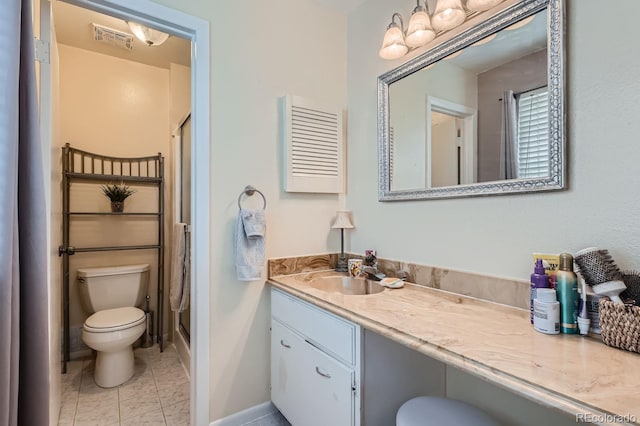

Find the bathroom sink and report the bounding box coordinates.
[309,276,385,295]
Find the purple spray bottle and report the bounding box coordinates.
[531,258,550,323]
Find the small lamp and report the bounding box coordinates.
[332,211,354,272]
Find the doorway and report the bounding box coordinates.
[425,95,477,188]
[40,0,210,424]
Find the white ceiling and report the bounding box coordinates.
[52,1,191,69]
[448,10,547,74]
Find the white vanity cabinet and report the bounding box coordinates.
[271,288,361,426]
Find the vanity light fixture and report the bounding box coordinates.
[332,211,354,273]
[431,0,466,32]
[127,21,170,46]
[379,13,409,60]
[406,2,436,48]
[379,0,505,60]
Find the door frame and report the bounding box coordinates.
[425,95,477,187]
[45,1,210,424]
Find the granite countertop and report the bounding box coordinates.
[268,270,640,425]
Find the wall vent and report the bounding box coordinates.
[283,95,344,193]
[92,23,134,51]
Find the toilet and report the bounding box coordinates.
[78,264,150,388]
[396,396,500,426]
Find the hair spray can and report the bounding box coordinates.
[556,253,579,334]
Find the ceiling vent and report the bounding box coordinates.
[283,95,344,193]
[92,23,134,51]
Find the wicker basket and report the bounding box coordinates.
[599,299,640,353]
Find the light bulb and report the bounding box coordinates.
[432,0,466,32]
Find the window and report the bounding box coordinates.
[517,86,549,178]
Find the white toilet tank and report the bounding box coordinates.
[77,264,150,313]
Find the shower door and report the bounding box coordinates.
[178,115,191,342]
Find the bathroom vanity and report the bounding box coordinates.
[268,269,640,426]
[271,288,361,426]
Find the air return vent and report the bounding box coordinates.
[92,23,134,51]
[283,95,344,193]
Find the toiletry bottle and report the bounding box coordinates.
[530,259,550,324]
[556,253,579,334]
[533,288,560,334]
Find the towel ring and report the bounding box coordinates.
[238,185,267,210]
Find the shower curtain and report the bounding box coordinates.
[0,0,50,425]
[499,89,518,180]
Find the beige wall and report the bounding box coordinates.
[347,0,640,279]
[169,63,191,130]
[150,0,347,420]
[57,44,173,340]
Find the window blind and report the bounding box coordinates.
[517,87,549,178]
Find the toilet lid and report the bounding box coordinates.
[84,307,145,333]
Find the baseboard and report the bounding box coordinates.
[209,401,277,426]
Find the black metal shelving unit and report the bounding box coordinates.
[59,143,165,373]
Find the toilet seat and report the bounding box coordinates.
[84,307,145,333]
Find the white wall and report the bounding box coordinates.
[347,0,640,281]
[57,45,172,340]
[149,0,347,420]
[390,61,477,190]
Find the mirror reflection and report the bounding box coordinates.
[388,9,548,191]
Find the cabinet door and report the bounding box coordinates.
[272,320,354,426]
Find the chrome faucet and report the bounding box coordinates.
[361,251,386,281]
[362,265,386,281]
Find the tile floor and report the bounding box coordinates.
[59,345,190,426]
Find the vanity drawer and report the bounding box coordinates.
[271,288,356,366]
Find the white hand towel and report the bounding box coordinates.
[241,209,265,238]
[236,208,265,281]
[170,223,190,312]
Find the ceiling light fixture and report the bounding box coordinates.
[379,0,505,60]
[127,21,170,46]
